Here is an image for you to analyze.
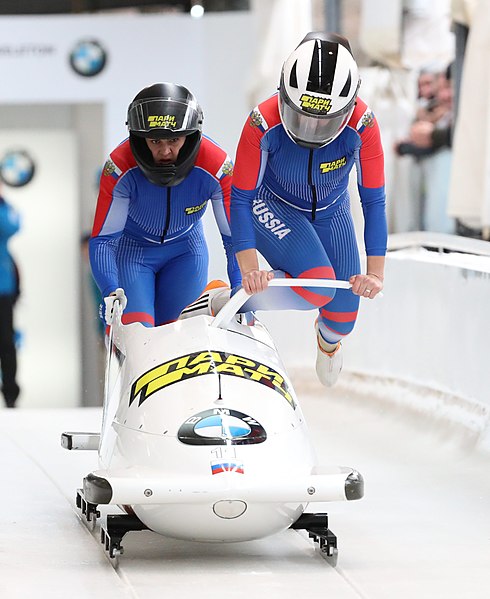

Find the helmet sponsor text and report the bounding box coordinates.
[300,94,332,112]
[147,115,178,128]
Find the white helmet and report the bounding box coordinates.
[279,32,361,148]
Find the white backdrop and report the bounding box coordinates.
[0,12,259,407]
[0,13,259,161]
[1,130,80,408]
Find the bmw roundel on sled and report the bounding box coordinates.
[62,278,364,566]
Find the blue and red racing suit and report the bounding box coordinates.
[90,136,240,326]
[230,94,387,344]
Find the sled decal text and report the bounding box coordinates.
[130,351,295,408]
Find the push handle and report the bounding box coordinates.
[211,278,351,330]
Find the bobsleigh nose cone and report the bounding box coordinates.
[213,500,247,519]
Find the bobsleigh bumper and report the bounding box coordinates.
[83,468,364,506]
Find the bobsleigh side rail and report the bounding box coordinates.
[82,468,364,506]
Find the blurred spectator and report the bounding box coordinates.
[394,65,455,233]
[0,188,21,408]
[396,65,453,156]
[415,69,437,117]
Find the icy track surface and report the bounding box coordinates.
[1,384,489,599]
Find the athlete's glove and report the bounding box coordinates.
[101,288,127,325]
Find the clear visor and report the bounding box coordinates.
[127,98,201,138]
[279,97,354,148]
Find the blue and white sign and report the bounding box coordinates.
[69,39,107,77]
[0,149,36,187]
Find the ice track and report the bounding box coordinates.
[1,378,489,599]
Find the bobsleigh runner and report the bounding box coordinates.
[61,278,364,567]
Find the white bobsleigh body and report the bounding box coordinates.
[67,279,363,544]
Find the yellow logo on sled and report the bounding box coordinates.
[130,351,296,409]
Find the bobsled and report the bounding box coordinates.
[62,278,363,566]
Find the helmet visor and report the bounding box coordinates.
[128,98,201,138]
[279,96,355,148]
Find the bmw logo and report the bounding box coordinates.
[0,150,36,187]
[69,39,107,77]
[178,409,267,446]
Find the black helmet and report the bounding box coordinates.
[127,82,203,186]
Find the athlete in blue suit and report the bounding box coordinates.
[89,83,240,327]
[230,33,387,386]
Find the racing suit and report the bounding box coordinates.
[90,136,240,326]
[230,93,387,343]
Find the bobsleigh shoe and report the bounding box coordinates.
[179,280,231,319]
[315,323,343,387]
